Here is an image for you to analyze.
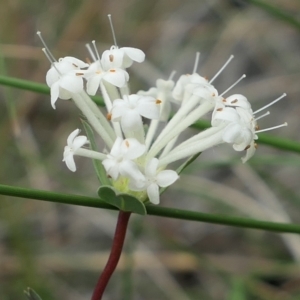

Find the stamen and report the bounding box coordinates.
[192,52,200,74]
[255,111,270,121]
[156,99,162,104]
[220,74,246,96]
[168,70,176,81]
[92,40,101,61]
[256,122,288,133]
[209,55,234,84]
[125,140,130,147]
[107,113,112,121]
[253,93,286,114]
[85,43,97,61]
[108,14,118,47]
[109,54,114,62]
[37,31,57,62]
[109,69,116,73]
[216,108,223,111]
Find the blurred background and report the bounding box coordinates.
[0,0,300,299]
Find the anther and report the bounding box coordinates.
[254,143,258,149]
[76,72,84,76]
[109,54,114,62]
[156,99,162,104]
[231,99,238,104]
[244,145,251,150]
[72,63,78,68]
[217,108,223,111]
[107,113,112,121]
[125,140,130,147]
[109,69,116,73]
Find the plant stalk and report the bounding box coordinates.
[91,211,131,300]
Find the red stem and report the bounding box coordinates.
[91,211,131,300]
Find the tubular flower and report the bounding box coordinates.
[63,129,89,172]
[40,31,287,205]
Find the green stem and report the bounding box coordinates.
[1,183,300,234]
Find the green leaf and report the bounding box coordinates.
[98,186,147,215]
[24,288,42,300]
[81,119,111,186]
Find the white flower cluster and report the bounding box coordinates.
[39,32,287,205]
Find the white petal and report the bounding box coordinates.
[120,110,143,131]
[226,94,251,109]
[50,82,60,109]
[122,138,146,160]
[110,137,123,157]
[60,75,83,93]
[63,152,76,172]
[63,56,89,69]
[111,99,129,120]
[67,129,80,146]
[101,48,123,69]
[145,158,159,177]
[222,123,243,143]
[156,170,179,187]
[87,75,102,95]
[122,47,145,62]
[103,69,128,87]
[73,136,88,151]
[119,160,144,182]
[102,158,119,180]
[241,142,256,163]
[147,183,160,205]
[46,66,60,87]
[137,97,160,120]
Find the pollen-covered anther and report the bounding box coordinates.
[255,125,260,130]
[72,63,78,68]
[110,69,116,73]
[106,113,112,121]
[222,98,227,102]
[156,99,162,104]
[231,99,238,104]
[244,145,251,150]
[125,140,130,147]
[212,93,216,97]
[254,143,258,149]
[96,71,101,74]
[109,54,114,62]
[217,108,223,111]
[76,72,84,76]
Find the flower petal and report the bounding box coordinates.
[156,170,179,187]
[147,183,160,205]
[67,129,80,146]
[145,158,159,177]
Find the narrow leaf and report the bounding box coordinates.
[81,119,111,186]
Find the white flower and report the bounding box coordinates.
[84,60,129,95]
[172,73,208,102]
[111,94,160,131]
[130,158,179,204]
[101,45,145,69]
[102,137,146,181]
[63,129,89,172]
[46,57,88,108]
